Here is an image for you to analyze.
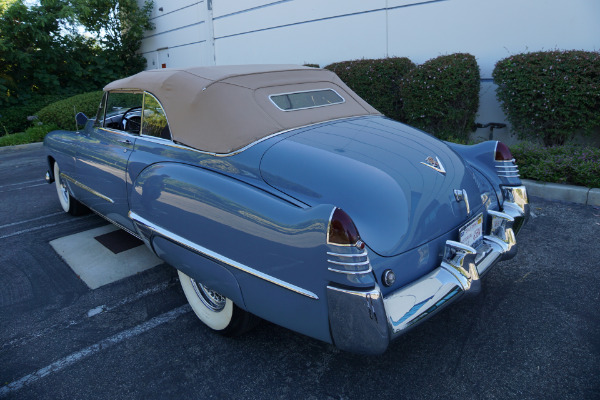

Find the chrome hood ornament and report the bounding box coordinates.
[420,156,446,175]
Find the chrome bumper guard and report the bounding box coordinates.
[327,186,529,355]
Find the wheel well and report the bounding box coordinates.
[47,156,56,180]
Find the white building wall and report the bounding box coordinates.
[138,0,600,143]
[139,0,215,70]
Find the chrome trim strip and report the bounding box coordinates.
[327,265,373,275]
[89,207,141,240]
[326,250,368,258]
[99,127,138,137]
[141,91,173,141]
[59,173,114,204]
[269,88,346,112]
[495,158,516,163]
[495,165,519,169]
[128,211,319,300]
[327,259,370,267]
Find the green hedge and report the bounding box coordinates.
[400,53,480,142]
[0,93,65,135]
[36,91,103,130]
[493,50,600,146]
[325,57,416,121]
[511,142,600,188]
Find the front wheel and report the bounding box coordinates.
[178,270,259,336]
[53,162,88,216]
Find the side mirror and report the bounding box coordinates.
[75,112,88,127]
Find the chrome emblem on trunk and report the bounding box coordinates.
[420,156,446,175]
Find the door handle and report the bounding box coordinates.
[119,139,132,144]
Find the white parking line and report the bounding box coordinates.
[0,305,191,397]
[0,215,93,240]
[1,281,175,351]
[0,179,43,189]
[0,183,48,193]
[0,212,64,230]
[86,281,175,317]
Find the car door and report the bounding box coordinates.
[74,91,143,231]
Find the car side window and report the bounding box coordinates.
[141,93,171,140]
[103,92,144,134]
[93,92,108,128]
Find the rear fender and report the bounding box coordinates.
[446,141,508,201]
[129,162,336,343]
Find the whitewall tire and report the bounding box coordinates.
[178,270,259,336]
[53,162,88,216]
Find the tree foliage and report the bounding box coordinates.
[0,0,152,118]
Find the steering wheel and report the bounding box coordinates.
[121,106,142,133]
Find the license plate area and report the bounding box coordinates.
[459,213,483,248]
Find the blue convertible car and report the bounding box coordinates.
[44,65,529,354]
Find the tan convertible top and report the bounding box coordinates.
[104,65,381,154]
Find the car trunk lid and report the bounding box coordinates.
[260,117,482,257]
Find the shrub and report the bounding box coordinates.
[0,123,59,147]
[0,93,65,135]
[36,91,103,130]
[493,50,600,146]
[400,53,480,142]
[325,57,416,121]
[511,142,600,188]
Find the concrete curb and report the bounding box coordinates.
[522,179,600,207]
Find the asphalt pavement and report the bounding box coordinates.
[0,143,599,399]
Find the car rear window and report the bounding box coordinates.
[269,89,344,111]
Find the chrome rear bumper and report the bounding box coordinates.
[327,185,529,355]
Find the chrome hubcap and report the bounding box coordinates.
[59,178,69,203]
[190,278,226,312]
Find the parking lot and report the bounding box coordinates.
[1,143,599,400]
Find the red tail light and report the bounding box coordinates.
[495,141,513,161]
[327,208,361,246]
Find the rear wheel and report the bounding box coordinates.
[178,270,259,336]
[53,162,88,216]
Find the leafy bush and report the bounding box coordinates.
[493,50,600,146]
[400,53,480,142]
[511,142,600,188]
[325,57,416,121]
[0,93,65,135]
[36,91,103,130]
[0,123,58,147]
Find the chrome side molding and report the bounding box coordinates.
[128,211,319,300]
[60,172,114,204]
